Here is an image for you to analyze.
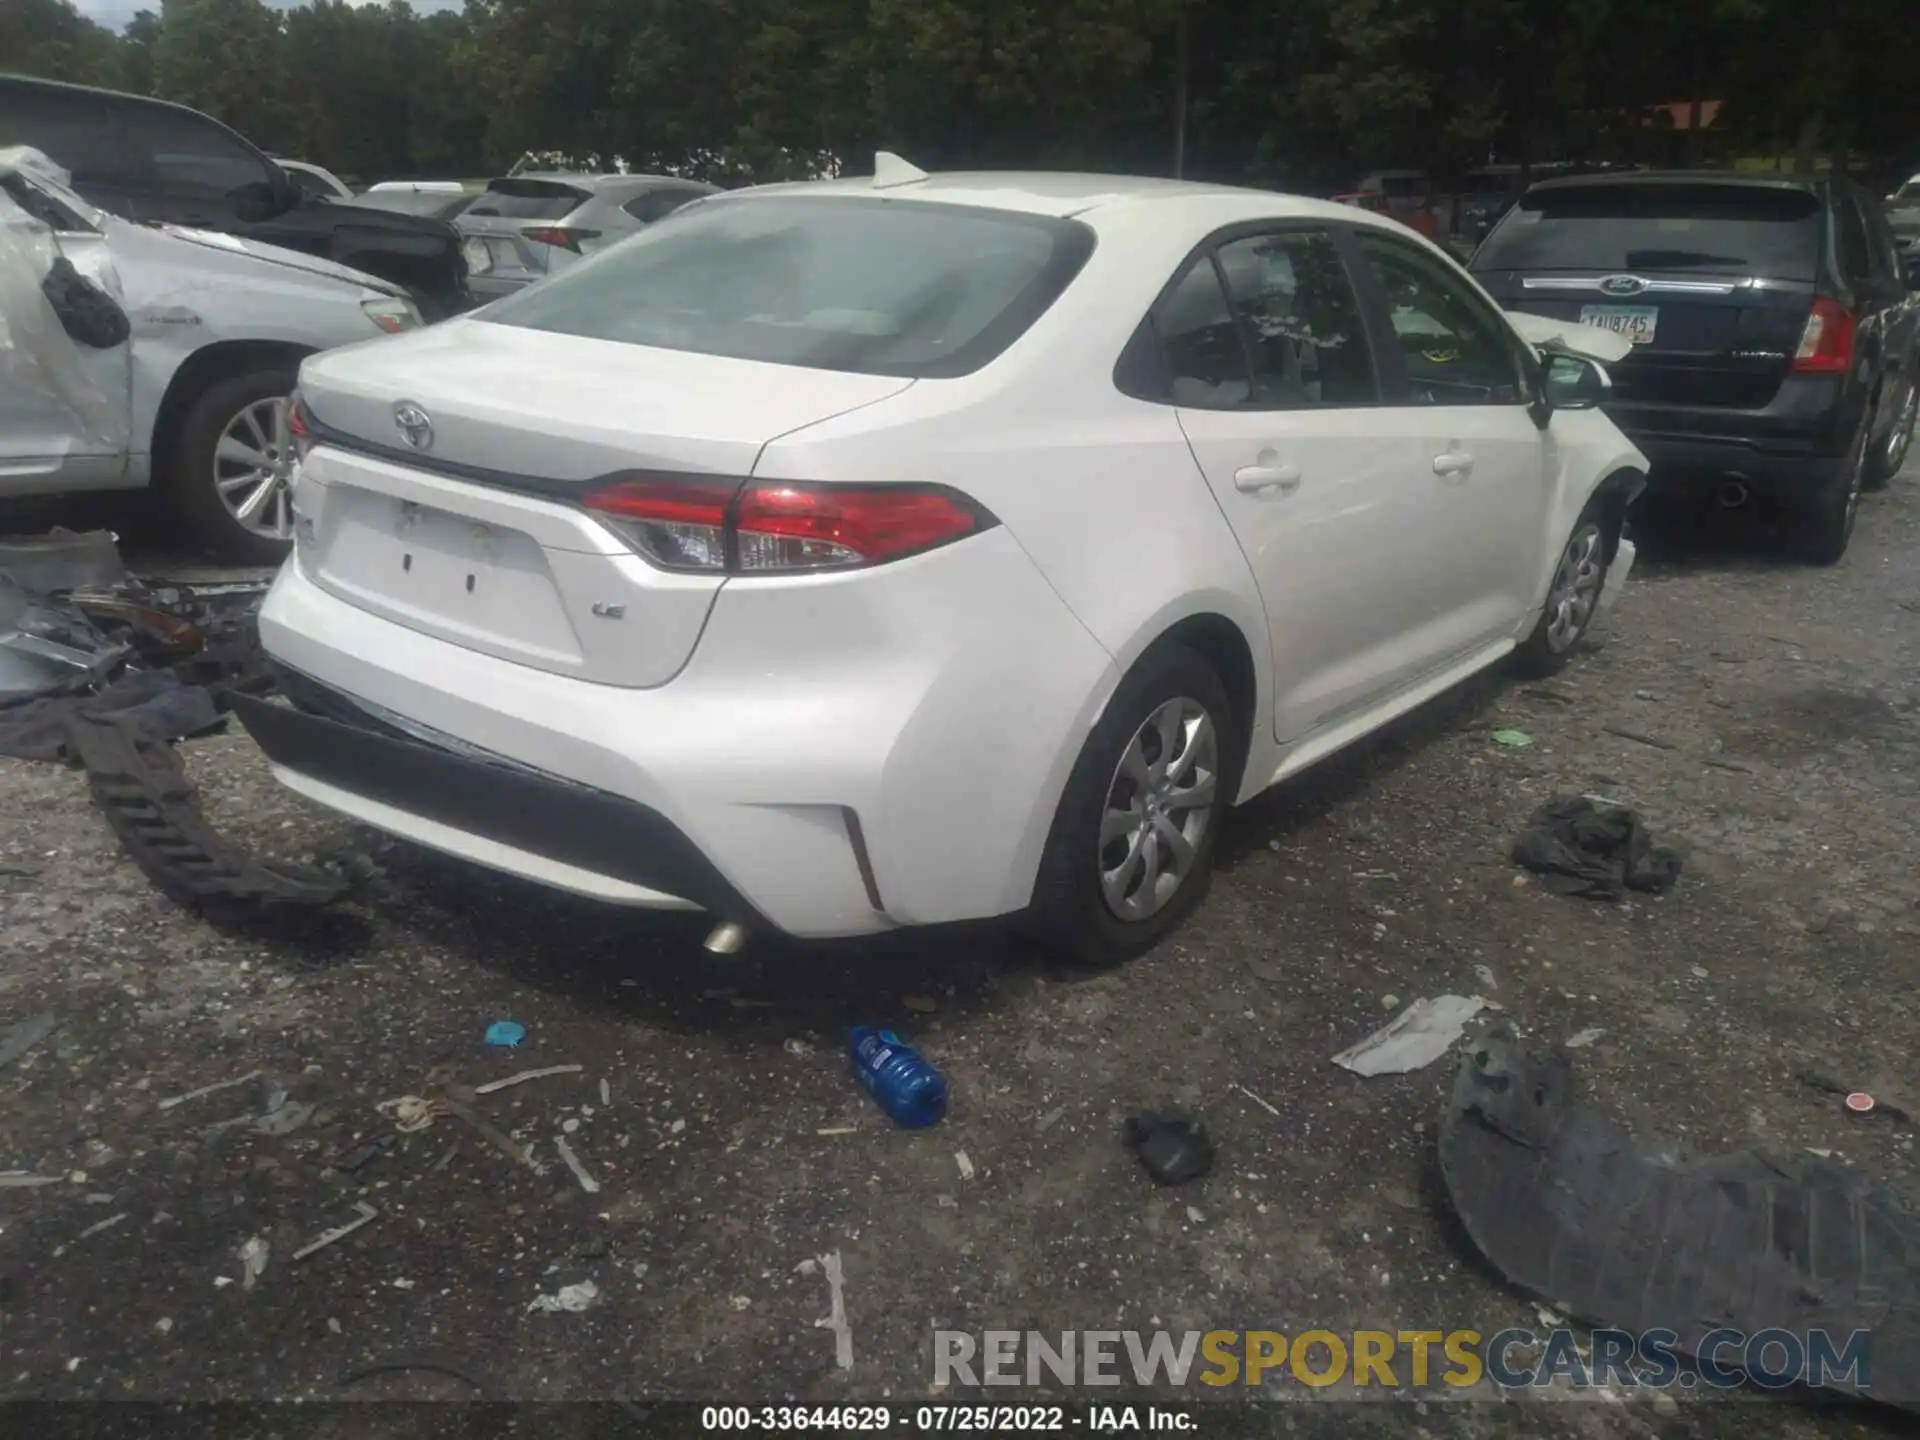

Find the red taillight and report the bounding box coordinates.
[1793,298,1857,374]
[522,226,598,252]
[286,392,314,461]
[582,477,993,574]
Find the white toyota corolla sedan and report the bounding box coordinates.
[235,160,1647,965]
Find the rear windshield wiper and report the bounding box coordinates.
[1622,250,1749,269]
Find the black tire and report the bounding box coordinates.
[1793,407,1870,566]
[1027,643,1241,968]
[167,366,299,565]
[1863,375,1916,491]
[1514,501,1612,679]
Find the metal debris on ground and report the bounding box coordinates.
[1332,995,1489,1077]
[437,1095,542,1170]
[954,1151,975,1180]
[1510,795,1682,900]
[0,1172,61,1189]
[483,1021,526,1048]
[472,1063,582,1095]
[376,1096,438,1133]
[553,1136,601,1194]
[238,1235,269,1289]
[1439,1025,1920,1413]
[76,1211,128,1240]
[528,1279,600,1314]
[1601,725,1678,752]
[1233,1083,1281,1118]
[816,1126,857,1136]
[291,1201,380,1262]
[815,1251,854,1371]
[0,1010,56,1068]
[1123,1113,1215,1186]
[156,1068,264,1112]
[1563,1027,1606,1049]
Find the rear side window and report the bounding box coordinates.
[465,178,589,220]
[0,87,129,188]
[622,188,703,224]
[134,105,273,199]
[484,196,1096,379]
[1474,183,1823,278]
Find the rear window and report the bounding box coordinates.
[482,195,1097,379]
[359,189,472,219]
[464,178,588,220]
[1474,183,1823,277]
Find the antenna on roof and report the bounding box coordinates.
[872,151,928,190]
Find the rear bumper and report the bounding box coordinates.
[1607,373,1858,496]
[251,533,1117,938]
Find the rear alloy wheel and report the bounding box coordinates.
[1864,377,1916,491]
[1028,644,1238,967]
[1795,408,1869,566]
[168,366,300,565]
[1515,508,1611,678]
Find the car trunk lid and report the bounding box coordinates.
[292,319,913,687]
[1474,180,1824,411]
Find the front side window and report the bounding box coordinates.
[486,195,1095,379]
[0,89,127,188]
[1215,231,1376,406]
[135,108,272,200]
[1356,233,1527,404]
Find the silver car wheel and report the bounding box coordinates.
[1099,696,1219,923]
[1544,521,1606,654]
[213,397,294,541]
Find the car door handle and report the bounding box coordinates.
[1433,450,1475,478]
[1233,463,1302,494]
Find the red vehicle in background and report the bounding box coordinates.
[1333,189,1439,238]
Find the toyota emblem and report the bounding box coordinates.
[1599,274,1648,297]
[393,401,434,451]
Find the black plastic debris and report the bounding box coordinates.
[0,668,225,762]
[1124,1112,1214,1185]
[40,256,131,349]
[67,711,351,915]
[1439,1025,1920,1411]
[1511,794,1682,900]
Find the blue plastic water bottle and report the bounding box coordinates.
[848,1027,948,1128]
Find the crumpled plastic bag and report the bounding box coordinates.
[1510,794,1682,900]
[41,255,129,349]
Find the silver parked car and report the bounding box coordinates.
[1,147,420,562]
[455,173,718,298]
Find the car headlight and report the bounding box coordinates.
[362,295,422,334]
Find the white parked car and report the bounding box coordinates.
[0,147,421,562]
[239,161,1646,964]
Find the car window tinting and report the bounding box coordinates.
[1356,233,1527,406]
[0,88,127,188]
[465,178,590,219]
[1835,191,1872,282]
[1153,254,1252,408]
[483,196,1096,380]
[1474,183,1823,278]
[134,107,270,199]
[622,188,702,224]
[1215,231,1376,407]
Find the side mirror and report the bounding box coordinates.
[1531,351,1611,426]
[228,180,283,223]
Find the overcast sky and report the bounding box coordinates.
[72,0,462,32]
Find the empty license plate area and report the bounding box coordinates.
[313,486,583,666]
[1579,304,1659,345]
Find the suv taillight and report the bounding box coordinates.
[582,477,995,574]
[286,392,315,461]
[1793,298,1857,374]
[523,226,599,252]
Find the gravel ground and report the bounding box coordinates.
[1,462,1917,1438]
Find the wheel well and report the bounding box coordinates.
[1153,613,1257,772]
[149,341,312,482]
[1594,468,1643,563]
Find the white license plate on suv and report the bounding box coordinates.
[1579,304,1658,345]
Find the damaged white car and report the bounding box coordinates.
[0,146,421,562]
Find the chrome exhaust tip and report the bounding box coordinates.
[702,920,749,955]
[1716,480,1750,509]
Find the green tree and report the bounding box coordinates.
[152,0,293,149]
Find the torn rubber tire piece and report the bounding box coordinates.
[1438,1025,1920,1411]
[69,712,350,914]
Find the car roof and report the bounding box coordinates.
[731,171,1355,223]
[1,70,222,125]
[489,172,709,191]
[1526,169,1823,195]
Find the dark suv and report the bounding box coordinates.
[0,73,470,319]
[1472,172,1919,562]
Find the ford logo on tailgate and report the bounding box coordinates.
[393,401,434,452]
[1599,275,1649,297]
